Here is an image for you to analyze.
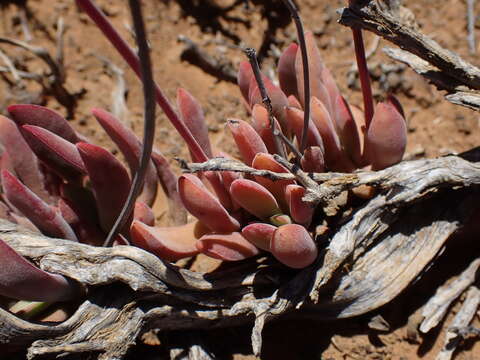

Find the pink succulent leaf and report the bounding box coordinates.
[134,201,155,226]
[91,108,158,206]
[285,184,314,227]
[0,116,51,202]
[285,106,324,150]
[58,198,104,246]
[241,222,276,251]
[278,42,299,99]
[204,170,234,212]
[301,146,325,173]
[295,31,332,113]
[130,220,201,261]
[8,104,79,143]
[237,61,254,103]
[0,199,16,223]
[21,125,86,180]
[334,95,362,167]
[0,151,15,176]
[228,119,268,166]
[77,142,132,233]
[310,97,355,171]
[1,170,78,241]
[321,67,341,113]
[287,95,302,109]
[178,174,239,233]
[365,102,407,170]
[386,94,406,119]
[215,151,242,211]
[252,153,295,212]
[196,232,259,261]
[271,224,318,269]
[229,179,281,219]
[151,150,187,225]
[177,88,213,159]
[251,105,284,155]
[0,238,80,301]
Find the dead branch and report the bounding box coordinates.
[338,0,480,111]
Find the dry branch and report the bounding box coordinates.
[338,0,480,111]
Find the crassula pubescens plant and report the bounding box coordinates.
[0,0,407,306]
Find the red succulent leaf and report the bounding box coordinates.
[0,116,50,202]
[295,31,331,113]
[278,42,299,99]
[178,174,239,233]
[321,67,341,113]
[269,213,292,226]
[227,119,268,166]
[77,142,132,232]
[177,88,213,159]
[134,201,155,226]
[386,94,406,119]
[0,238,80,301]
[92,108,158,206]
[252,153,295,212]
[271,224,317,269]
[285,106,324,149]
[151,150,187,225]
[241,222,276,251]
[285,184,314,227]
[251,105,283,155]
[237,61,254,104]
[230,179,281,219]
[8,104,79,143]
[287,95,302,109]
[1,170,78,241]
[300,146,325,173]
[21,125,86,180]
[130,220,202,261]
[334,95,362,167]
[365,102,407,170]
[196,232,259,261]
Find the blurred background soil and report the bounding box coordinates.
[0,0,479,359]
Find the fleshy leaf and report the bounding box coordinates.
[0,238,80,301]
[251,104,283,155]
[177,88,213,159]
[365,102,407,170]
[0,116,50,202]
[21,125,86,180]
[285,106,324,149]
[77,142,131,232]
[285,184,314,227]
[8,104,79,143]
[241,222,276,251]
[196,232,259,261]
[1,170,78,241]
[227,119,268,166]
[130,220,203,261]
[334,95,362,167]
[278,43,299,98]
[178,174,239,233]
[271,224,317,269]
[230,179,281,219]
[237,61,254,103]
[92,108,158,206]
[301,146,325,173]
[252,153,294,212]
[134,201,155,226]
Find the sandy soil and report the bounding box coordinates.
[0,0,479,359]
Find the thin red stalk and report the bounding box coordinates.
[351,26,374,128]
[75,0,208,163]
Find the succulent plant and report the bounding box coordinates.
[0,0,407,307]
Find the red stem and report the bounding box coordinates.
[75,0,208,163]
[351,27,374,129]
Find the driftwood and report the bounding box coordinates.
[2,1,480,358]
[0,149,480,359]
